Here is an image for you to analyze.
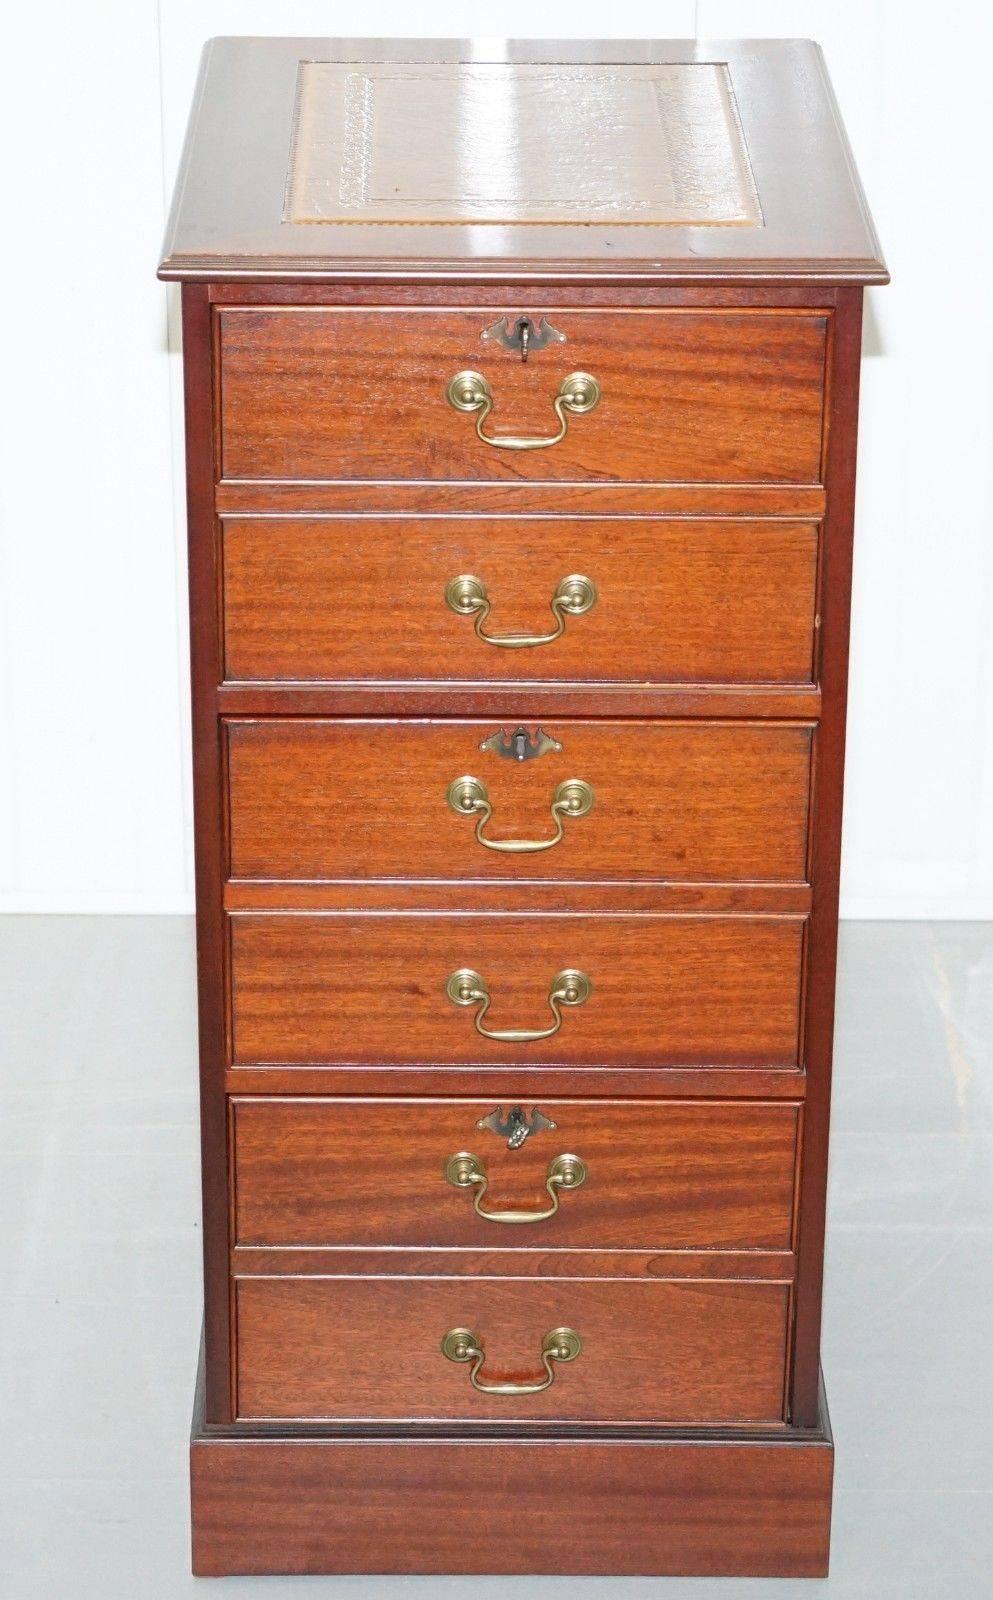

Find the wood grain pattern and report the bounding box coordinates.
[181,283,232,1422]
[223,881,813,915]
[228,912,806,1068]
[230,1097,800,1250]
[216,480,827,517]
[225,719,813,884]
[217,681,822,720]
[209,280,843,308]
[224,1064,807,1101]
[191,1424,833,1577]
[221,518,819,686]
[217,309,828,484]
[790,285,863,1427]
[232,1247,795,1281]
[233,1274,790,1424]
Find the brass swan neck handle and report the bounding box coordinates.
[446,368,600,451]
[445,1150,587,1224]
[446,776,594,854]
[444,572,597,649]
[441,1326,582,1395]
[445,967,592,1044]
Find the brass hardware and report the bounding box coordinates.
[445,967,592,1042]
[445,1150,586,1223]
[441,1326,582,1394]
[446,775,594,854]
[479,726,562,763]
[446,369,600,450]
[480,315,567,362]
[477,1106,557,1148]
[444,572,596,650]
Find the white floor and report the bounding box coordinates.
[1,918,992,1597]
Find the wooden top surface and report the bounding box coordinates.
[159,38,887,283]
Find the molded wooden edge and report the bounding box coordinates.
[160,260,889,284]
[190,1345,833,1577]
[223,1063,808,1099]
[215,683,822,719]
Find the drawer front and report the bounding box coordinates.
[232,1097,800,1250]
[234,1275,790,1424]
[217,309,827,484]
[221,517,819,686]
[226,719,812,885]
[229,913,804,1067]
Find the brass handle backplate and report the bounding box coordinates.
[445,1150,587,1223]
[441,1326,582,1395]
[446,775,594,853]
[444,572,597,649]
[446,368,600,450]
[445,967,592,1043]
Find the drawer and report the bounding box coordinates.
[221,517,819,686]
[228,912,804,1067]
[231,1097,800,1250]
[226,719,812,885]
[217,309,827,484]
[234,1274,790,1424]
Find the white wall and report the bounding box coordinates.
[1,1,990,917]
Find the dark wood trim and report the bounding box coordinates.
[223,1065,807,1100]
[222,881,813,915]
[789,286,863,1427]
[182,283,232,1423]
[205,281,845,308]
[231,1247,796,1281]
[215,683,822,720]
[215,482,827,516]
[190,1345,834,1576]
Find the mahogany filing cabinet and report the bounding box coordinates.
[159,37,887,1577]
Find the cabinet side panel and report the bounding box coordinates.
[182,282,231,1421]
[791,285,864,1426]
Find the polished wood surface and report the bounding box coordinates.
[221,517,819,686]
[230,1097,800,1250]
[217,681,822,720]
[182,285,232,1421]
[225,1064,806,1100]
[233,1275,790,1424]
[192,1431,832,1577]
[226,719,813,884]
[790,285,863,1427]
[217,309,828,484]
[217,479,826,516]
[159,37,886,285]
[232,1246,795,1280]
[228,912,805,1067]
[224,881,811,914]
